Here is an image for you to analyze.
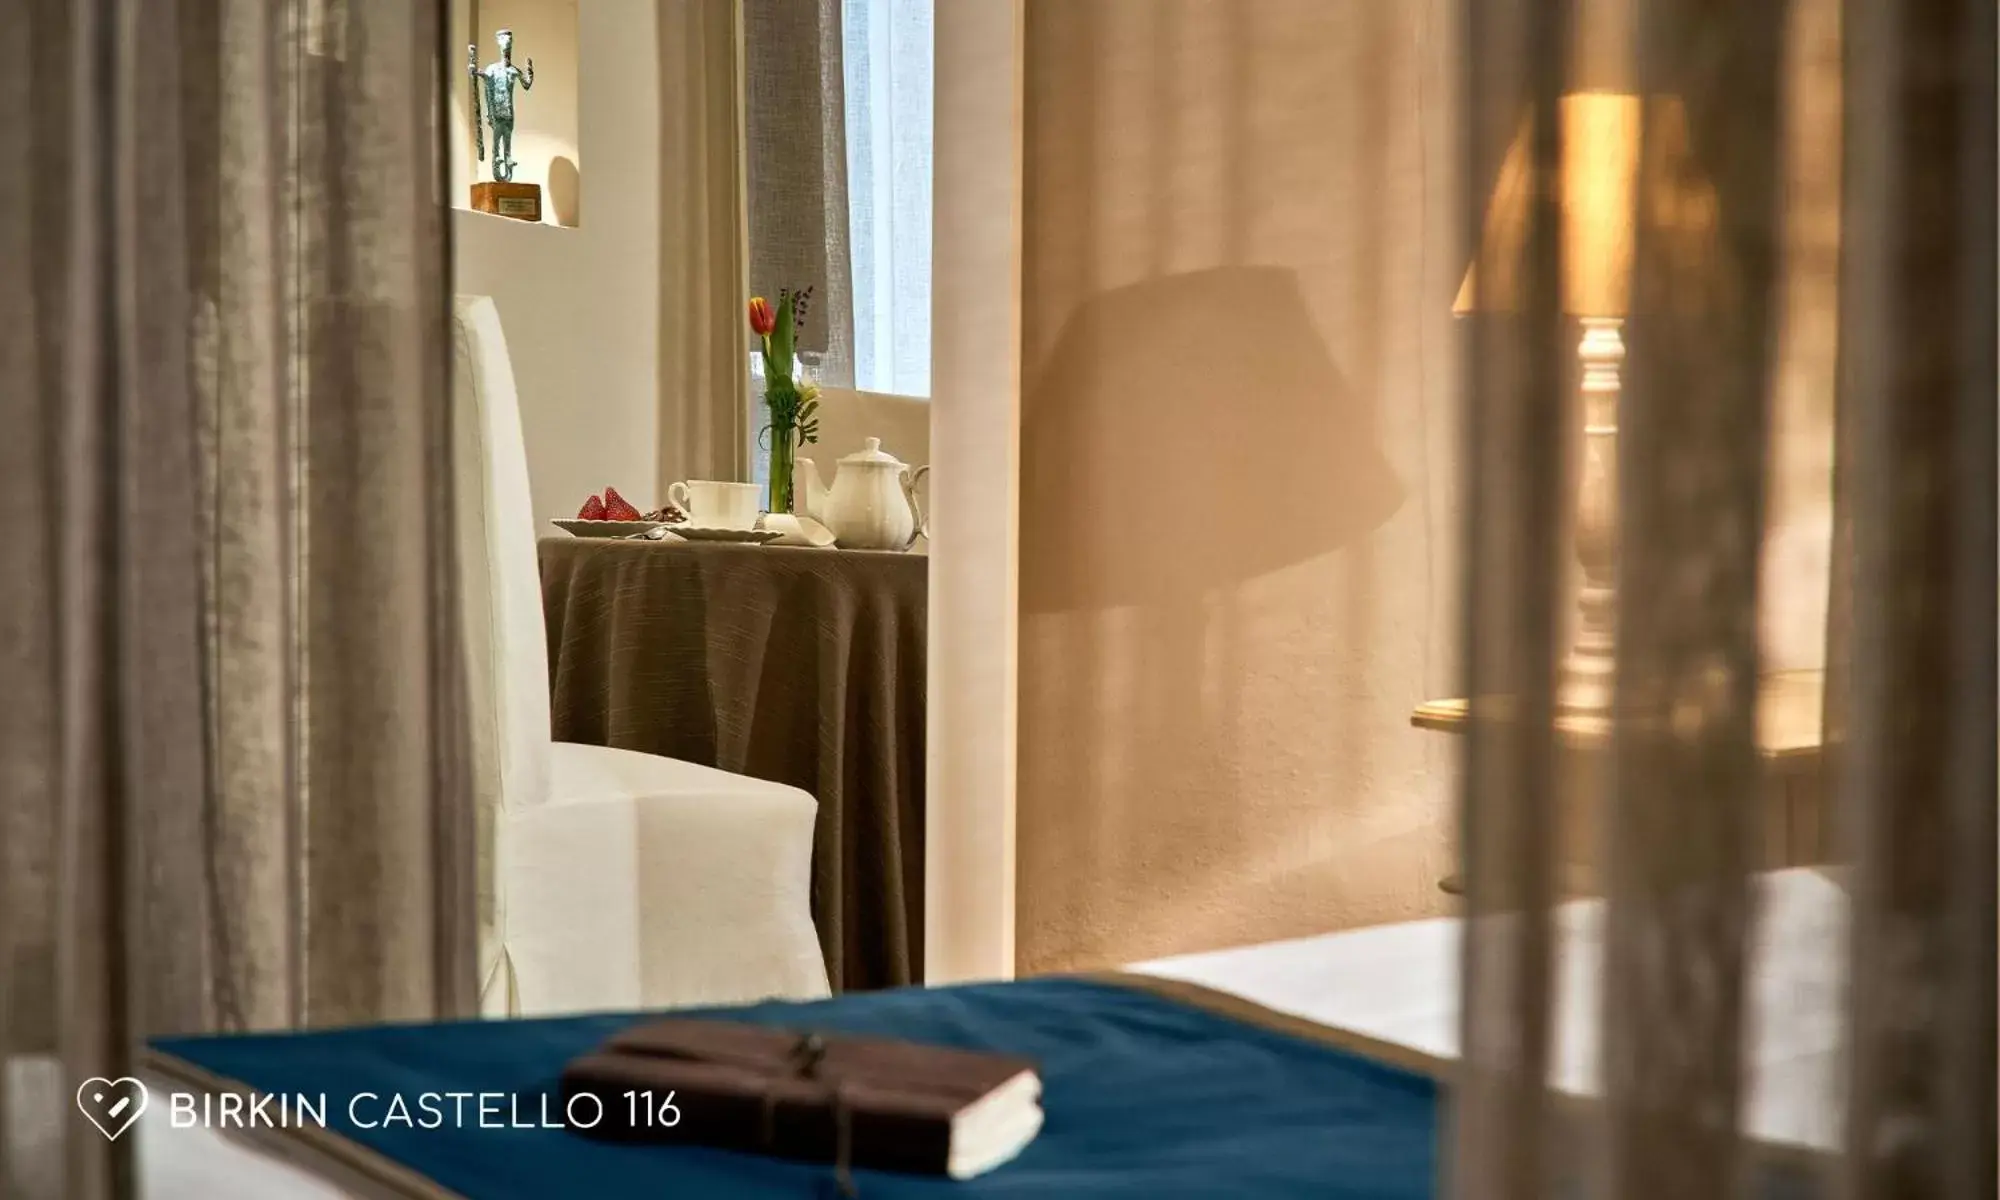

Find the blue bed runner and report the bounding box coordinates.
[151,975,1437,1199]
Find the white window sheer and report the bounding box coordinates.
[842,0,933,398]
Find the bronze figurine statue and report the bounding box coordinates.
[469,29,535,183]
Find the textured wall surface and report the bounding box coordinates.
[1012,0,1842,973]
[1016,0,1464,973]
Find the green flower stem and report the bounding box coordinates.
[768,418,797,514]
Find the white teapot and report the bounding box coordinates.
[797,438,929,551]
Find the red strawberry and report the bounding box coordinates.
[578,494,607,520]
[602,486,642,522]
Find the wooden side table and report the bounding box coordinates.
[1413,670,1829,895]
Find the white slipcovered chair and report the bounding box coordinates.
[807,386,930,469]
[451,294,830,1016]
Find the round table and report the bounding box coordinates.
[537,536,927,992]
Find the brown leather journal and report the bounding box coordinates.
[561,1021,1043,1180]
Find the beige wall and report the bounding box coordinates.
[926,0,1026,983]
[456,3,664,528]
[455,0,661,527]
[1015,0,1462,974]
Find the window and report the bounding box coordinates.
[842,0,933,398]
[747,0,933,491]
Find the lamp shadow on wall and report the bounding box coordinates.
[1022,266,1400,608]
[1018,264,1405,970]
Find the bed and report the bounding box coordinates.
[130,869,1844,1198]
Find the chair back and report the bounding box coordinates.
[810,386,930,469]
[452,295,555,815]
[806,387,930,548]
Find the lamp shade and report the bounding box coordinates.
[1453,93,1643,319]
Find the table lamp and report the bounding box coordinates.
[1454,92,1642,713]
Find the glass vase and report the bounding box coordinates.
[768,418,797,515]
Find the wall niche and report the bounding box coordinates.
[452,0,581,228]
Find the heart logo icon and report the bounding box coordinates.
[75,1078,149,1141]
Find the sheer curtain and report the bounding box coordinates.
[843,0,934,398]
[1,2,470,1195]
[1451,2,1993,1198]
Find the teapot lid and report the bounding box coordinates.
[838,437,904,466]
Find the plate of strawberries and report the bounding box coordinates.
[552,487,687,538]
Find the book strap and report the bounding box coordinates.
[755,1033,858,1198]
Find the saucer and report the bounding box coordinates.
[670,525,783,544]
[552,519,667,539]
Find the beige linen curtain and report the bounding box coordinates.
[1452,2,1993,1198]
[658,0,752,487]
[0,1,471,1195]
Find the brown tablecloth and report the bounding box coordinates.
[538,537,925,992]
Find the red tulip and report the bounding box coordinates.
[748,296,776,336]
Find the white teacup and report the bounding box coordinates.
[668,480,761,530]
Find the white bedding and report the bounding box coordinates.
[117,869,1845,1196]
[1133,867,1848,1152]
